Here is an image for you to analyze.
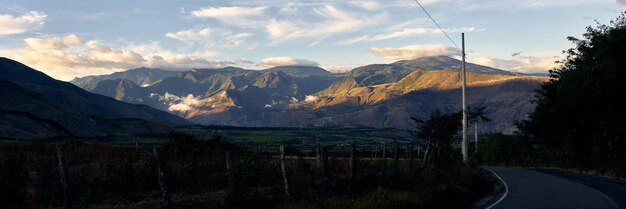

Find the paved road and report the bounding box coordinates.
[534,169,626,209]
[485,167,621,209]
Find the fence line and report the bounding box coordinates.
[3,139,425,208]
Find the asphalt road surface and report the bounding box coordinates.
[485,167,622,209]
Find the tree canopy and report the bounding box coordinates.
[518,12,626,173]
[412,110,461,167]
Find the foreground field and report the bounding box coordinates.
[66,126,418,154]
[0,132,492,209]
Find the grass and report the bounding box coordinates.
[177,125,416,154]
[277,191,427,209]
[0,126,417,155]
[0,133,492,209]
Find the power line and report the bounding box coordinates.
[412,0,462,52]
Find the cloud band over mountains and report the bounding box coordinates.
[260,57,319,68]
[369,44,461,60]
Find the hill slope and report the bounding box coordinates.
[70,56,547,133]
[0,57,190,139]
[70,67,179,90]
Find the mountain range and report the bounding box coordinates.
[0,57,189,139]
[70,55,548,134]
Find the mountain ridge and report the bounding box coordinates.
[69,56,548,133]
[0,57,190,139]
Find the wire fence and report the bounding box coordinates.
[0,137,431,208]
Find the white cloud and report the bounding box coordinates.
[348,0,443,10]
[266,18,299,40]
[190,6,267,28]
[165,27,212,42]
[469,56,561,73]
[374,27,476,41]
[336,35,370,45]
[151,92,208,112]
[165,27,253,48]
[266,5,386,42]
[225,32,253,46]
[191,6,266,18]
[0,11,46,35]
[62,34,84,45]
[0,35,148,80]
[369,44,460,60]
[338,27,477,45]
[167,94,204,112]
[0,34,254,81]
[24,37,68,50]
[304,95,319,102]
[520,0,597,7]
[321,65,354,73]
[187,3,387,43]
[350,1,383,10]
[126,41,238,68]
[260,57,319,67]
[244,46,256,52]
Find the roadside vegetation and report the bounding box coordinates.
[0,131,492,209]
[476,12,626,178]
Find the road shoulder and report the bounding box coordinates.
[472,167,508,209]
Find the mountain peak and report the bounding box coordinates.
[263,65,333,77]
[393,55,513,75]
[0,57,56,84]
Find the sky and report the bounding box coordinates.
[0,0,624,81]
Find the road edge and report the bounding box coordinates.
[531,169,622,209]
[473,168,508,209]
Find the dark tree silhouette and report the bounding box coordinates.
[412,110,461,167]
[468,106,491,152]
[518,12,626,174]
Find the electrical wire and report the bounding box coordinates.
[412,0,462,53]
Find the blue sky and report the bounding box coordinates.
[0,0,624,80]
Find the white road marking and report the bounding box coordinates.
[571,180,621,209]
[486,169,509,209]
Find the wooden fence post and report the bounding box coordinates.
[381,143,388,176]
[322,146,329,177]
[225,144,237,192]
[417,145,421,160]
[383,144,387,160]
[408,143,413,168]
[315,138,327,177]
[280,145,290,197]
[56,143,72,209]
[349,142,356,179]
[153,147,171,206]
[393,144,399,174]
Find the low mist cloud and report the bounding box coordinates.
[150,92,207,112]
[470,56,561,74]
[369,44,460,60]
[260,56,319,68]
[304,95,319,102]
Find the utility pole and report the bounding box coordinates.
[461,33,469,163]
[475,123,479,153]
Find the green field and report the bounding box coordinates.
[0,125,420,155]
[177,125,418,153]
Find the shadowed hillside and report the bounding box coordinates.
[0,57,189,139]
[69,56,547,133]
